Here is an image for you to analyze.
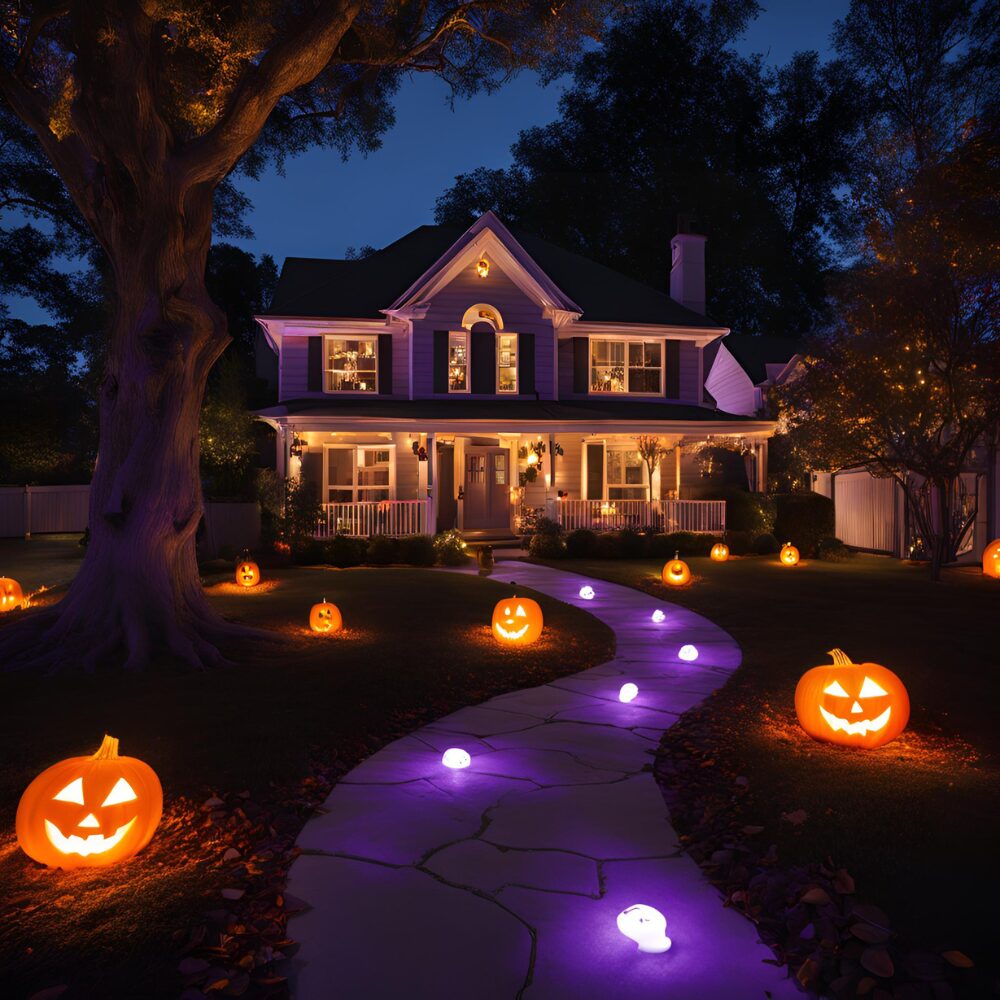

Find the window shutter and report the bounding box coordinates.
[471,330,494,394]
[665,340,680,399]
[586,442,605,500]
[573,337,589,393]
[377,334,393,395]
[307,337,324,392]
[433,330,449,393]
[519,333,535,395]
[301,451,323,500]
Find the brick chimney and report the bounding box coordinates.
[670,219,706,315]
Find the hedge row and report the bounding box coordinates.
[292,531,470,568]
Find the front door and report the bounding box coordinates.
[463,447,510,530]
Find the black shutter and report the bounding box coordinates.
[519,333,535,395]
[307,336,323,392]
[573,337,589,393]
[471,330,494,394]
[433,330,449,393]
[586,442,605,499]
[301,451,323,500]
[377,334,393,395]
[665,340,680,399]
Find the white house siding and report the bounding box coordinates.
[704,343,756,416]
[280,335,308,397]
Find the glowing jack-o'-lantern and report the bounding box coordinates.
[661,552,690,587]
[710,543,729,562]
[309,599,342,633]
[16,734,162,869]
[794,649,910,749]
[0,576,24,612]
[982,539,1000,578]
[236,560,261,587]
[492,596,544,645]
[780,543,800,566]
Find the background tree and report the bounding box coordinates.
[0,0,611,670]
[635,435,671,500]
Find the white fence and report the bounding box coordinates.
[549,498,726,534]
[0,485,90,538]
[832,471,901,554]
[317,500,430,538]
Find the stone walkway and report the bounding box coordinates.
[286,560,796,999]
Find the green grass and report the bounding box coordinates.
[0,555,614,999]
[541,553,999,980]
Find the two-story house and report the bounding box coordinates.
[255,212,776,539]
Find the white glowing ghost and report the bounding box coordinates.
[617,903,671,953]
[651,609,666,623]
[619,683,639,703]
[441,748,471,769]
[579,585,596,600]
[678,644,699,662]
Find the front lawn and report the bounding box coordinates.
[540,554,997,993]
[0,557,614,999]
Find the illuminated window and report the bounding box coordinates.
[497,333,518,393]
[607,448,646,500]
[448,331,469,392]
[326,446,392,502]
[590,340,662,394]
[325,336,377,393]
[357,448,391,502]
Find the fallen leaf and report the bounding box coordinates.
[851,923,891,944]
[857,977,877,995]
[833,869,855,894]
[221,888,245,901]
[742,825,764,835]
[800,887,831,905]
[223,848,241,862]
[781,809,808,825]
[941,950,973,968]
[795,957,818,987]
[861,947,894,978]
[179,958,211,977]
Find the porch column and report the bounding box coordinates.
[674,444,682,497]
[548,433,556,488]
[427,432,437,534]
[756,440,768,494]
[276,425,289,479]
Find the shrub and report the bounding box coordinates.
[565,528,599,559]
[617,528,648,559]
[774,493,835,557]
[725,530,753,555]
[705,487,775,535]
[655,531,707,556]
[533,516,563,536]
[328,534,366,567]
[529,532,566,559]
[594,532,622,559]
[753,532,779,555]
[365,534,399,566]
[293,539,328,565]
[434,529,470,566]
[816,536,852,562]
[398,534,436,566]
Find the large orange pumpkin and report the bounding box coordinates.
[794,649,910,749]
[236,560,261,587]
[661,552,690,587]
[492,596,544,645]
[16,735,163,868]
[710,542,729,562]
[0,575,24,612]
[310,600,343,633]
[982,539,1000,578]
[779,543,800,566]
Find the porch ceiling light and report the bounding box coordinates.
[476,257,490,278]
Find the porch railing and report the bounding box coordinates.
[550,498,726,534]
[316,500,430,538]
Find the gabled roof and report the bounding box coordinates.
[263,216,724,329]
[721,334,801,384]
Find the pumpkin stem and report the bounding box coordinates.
[91,734,120,760]
[827,649,854,667]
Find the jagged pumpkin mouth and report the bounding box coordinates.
[495,621,530,640]
[44,817,136,857]
[819,705,891,736]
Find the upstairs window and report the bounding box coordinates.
[497,333,518,393]
[590,339,662,394]
[448,331,469,392]
[326,336,377,393]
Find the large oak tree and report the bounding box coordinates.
[0,0,609,670]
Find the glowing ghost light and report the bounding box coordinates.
[441,748,471,770]
[678,644,699,662]
[579,585,595,600]
[617,904,671,954]
[619,683,639,703]
[651,609,666,623]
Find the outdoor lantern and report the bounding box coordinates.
[236,559,260,587]
[662,552,691,587]
[616,904,672,954]
[476,257,490,278]
[651,609,666,623]
[0,575,24,612]
[678,644,699,662]
[16,735,162,869]
[492,597,544,645]
[982,538,1000,578]
[619,683,639,703]
[794,649,910,749]
[441,748,471,769]
[526,450,539,466]
[309,599,342,633]
[780,543,800,566]
[710,542,730,562]
[579,585,595,600]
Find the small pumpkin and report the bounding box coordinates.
[794,649,909,749]
[710,543,729,562]
[309,599,343,633]
[492,596,544,645]
[236,560,261,588]
[0,575,24,612]
[16,734,162,868]
[982,538,1000,578]
[779,543,800,566]
[661,552,690,587]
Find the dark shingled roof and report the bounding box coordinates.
[721,334,801,384]
[263,223,723,329]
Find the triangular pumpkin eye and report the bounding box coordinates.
[823,680,850,697]
[53,777,85,804]
[515,605,527,618]
[101,777,137,806]
[859,677,888,698]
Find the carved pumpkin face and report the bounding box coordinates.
[794,649,910,749]
[780,543,799,566]
[236,561,260,587]
[661,553,690,587]
[982,539,1000,578]
[710,543,729,562]
[16,735,162,869]
[492,597,543,645]
[309,600,342,633]
[0,576,23,612]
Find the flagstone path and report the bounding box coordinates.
[286,560,796,999]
